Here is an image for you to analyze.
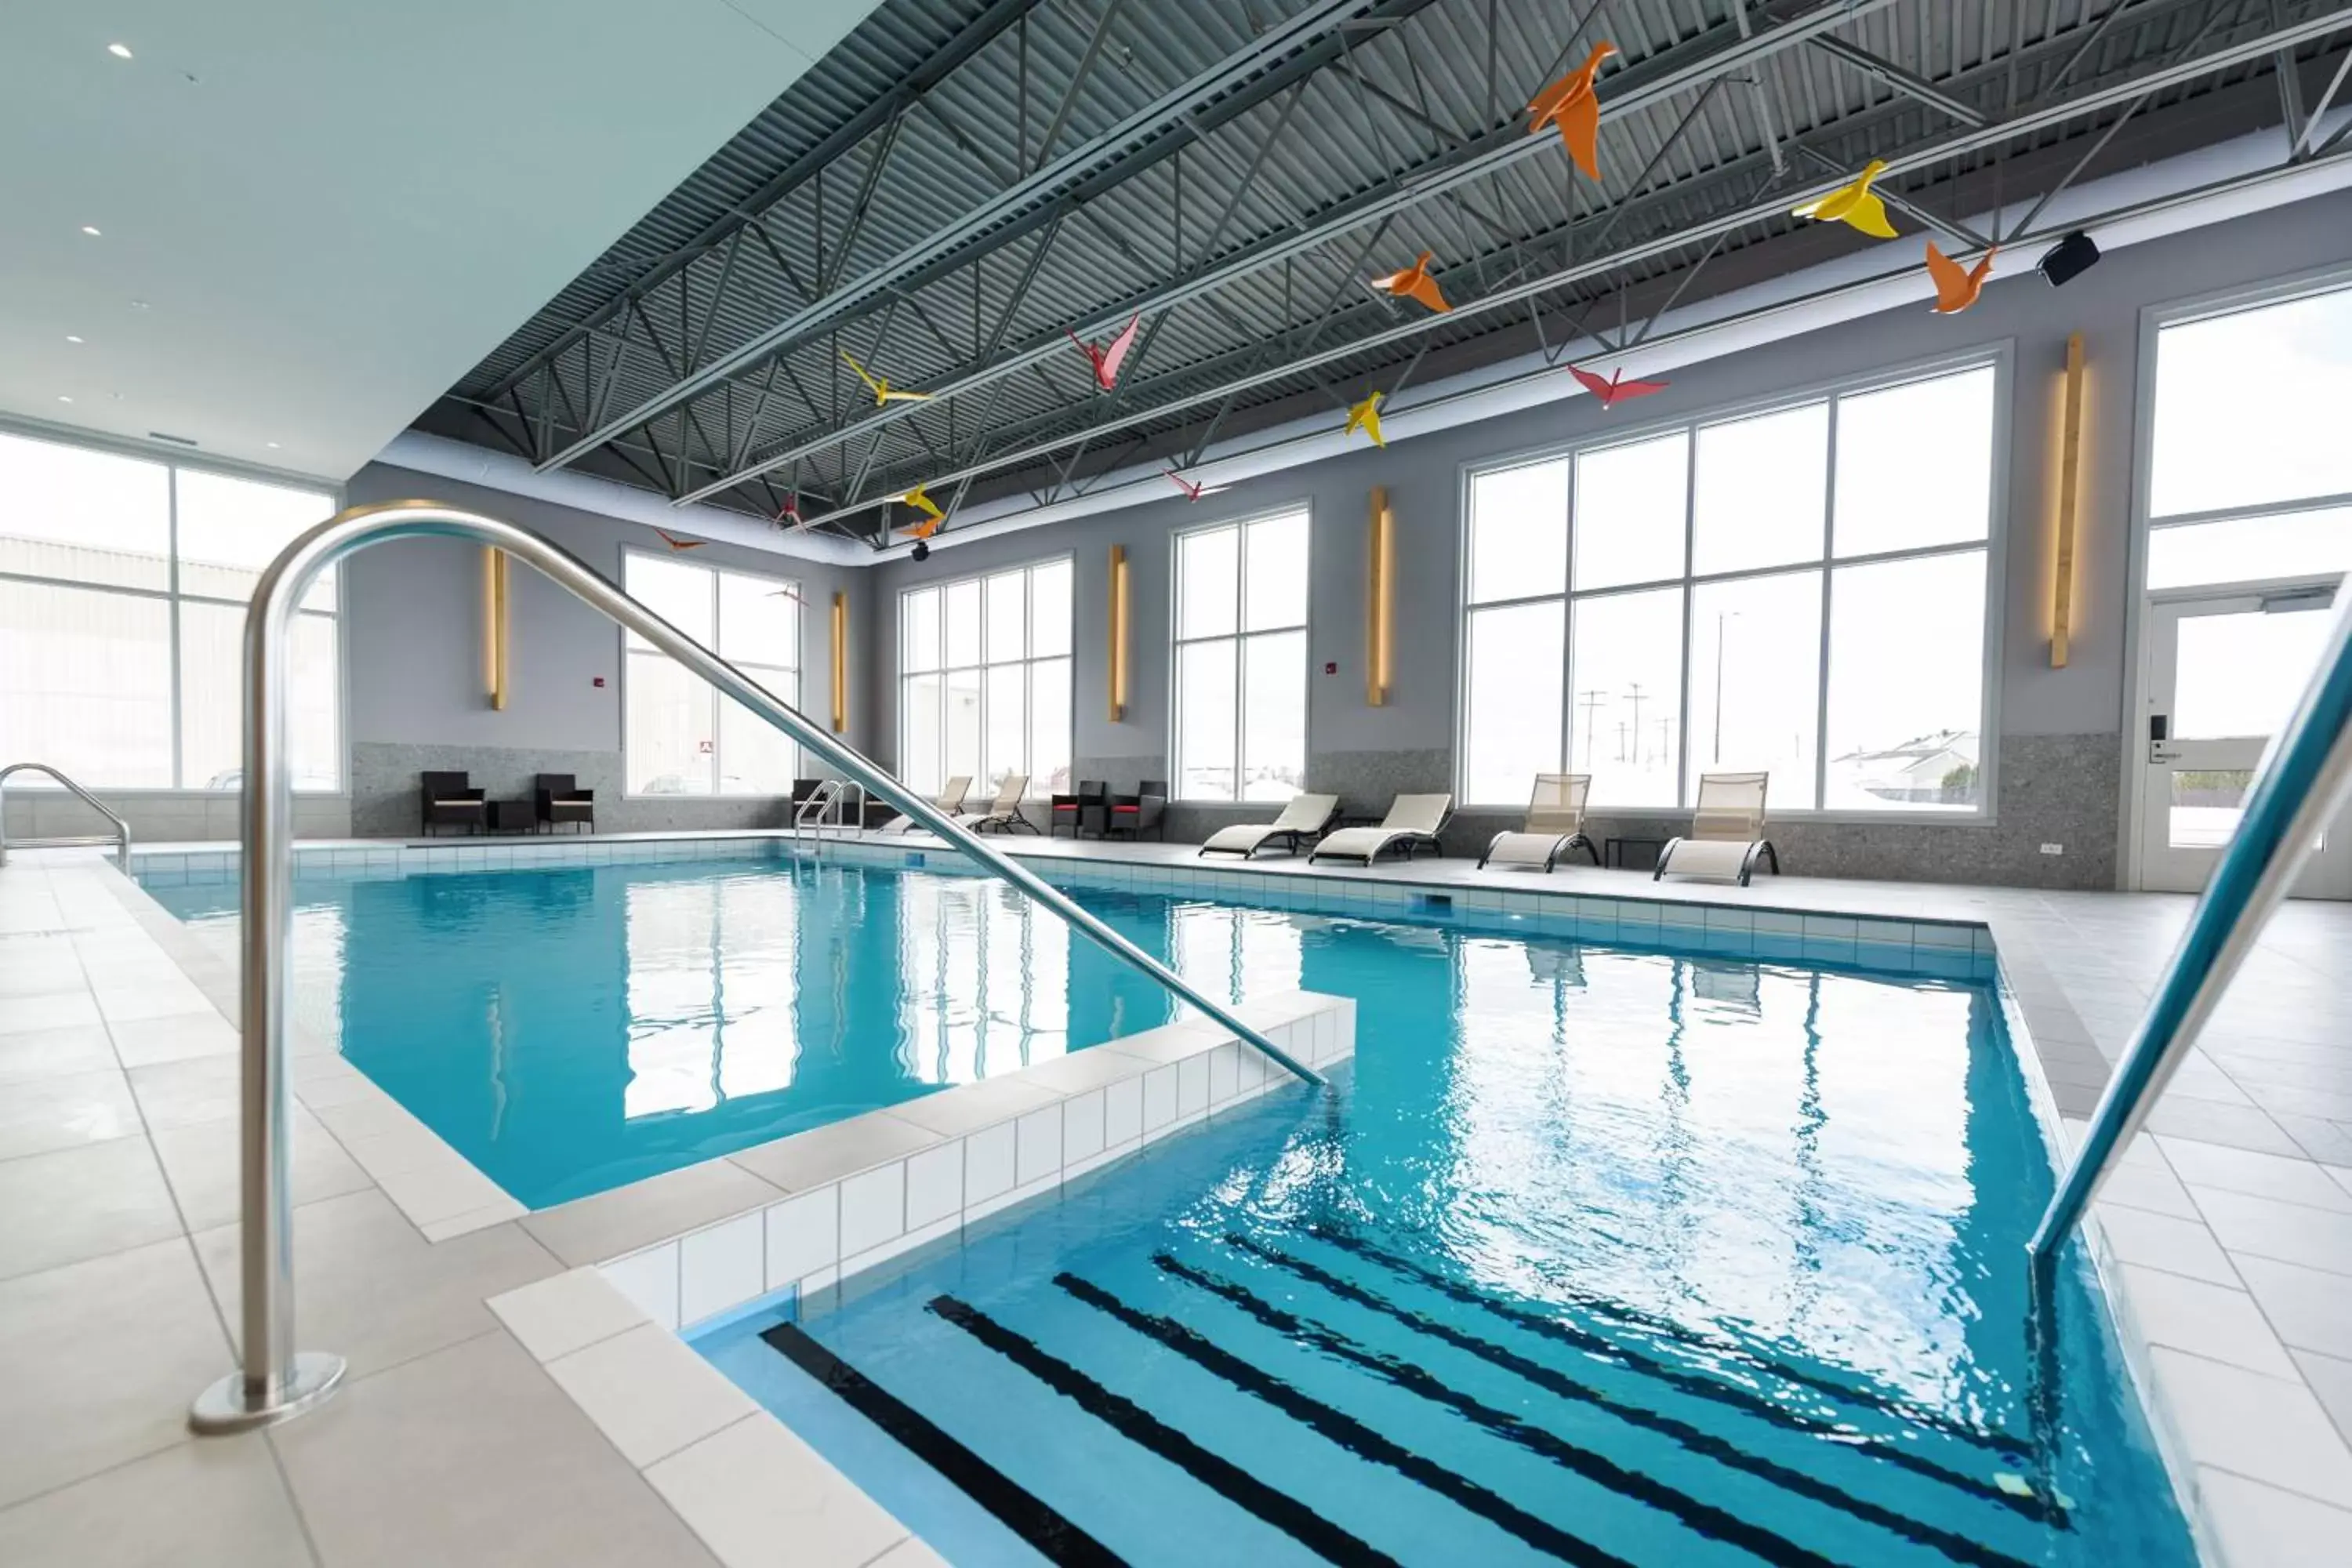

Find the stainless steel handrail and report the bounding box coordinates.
[2029,586,2352,1267]
[191,499,1326,1434]
[0,762,132,871]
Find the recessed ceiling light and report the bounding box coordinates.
[57,395,74,404]
[129,299,150,310]
[80,225,101,238]
[107,42,132,59]
[266,441,281,449]
[65,334,84,344]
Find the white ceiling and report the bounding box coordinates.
[0,0,882,481]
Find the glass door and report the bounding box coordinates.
[2136,586,2350,896]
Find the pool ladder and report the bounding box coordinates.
[791,778,865,856]
[192,500,1327,1439]
[0,761,131,872]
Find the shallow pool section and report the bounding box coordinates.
[697,938,2194,1566]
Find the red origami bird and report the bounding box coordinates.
[1925,241,1997,314]
[1369,252,1450,314]
[1068,312,1142,392]
[1163,469,1230,503]
[775,496,806,531]
[654,528,705,551]
[1568,363,1670,408]
[1527,42,1618,181]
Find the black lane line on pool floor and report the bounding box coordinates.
[1161,1250,2033,1568]
[924,1295,1400,1568]
[1310,1225,2035,1463]
[1047,1272,1641,1568]
[1250,1232,2061,1529]
[760,1320,1126,1568]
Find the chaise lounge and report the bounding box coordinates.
[1199,793,1339,858]
[1479,773,1598,872]
[884,775,971,832]
[1654,771,1780,886]
[1308,793,1453,866]
[955,774,1035,833]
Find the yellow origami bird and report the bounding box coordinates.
[899,485,944,534]
[841,350,934,406]
[1345,391,1385,448]
[1791,159,1899,240]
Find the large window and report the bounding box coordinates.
[623,552,800,795]
[1173,510,1309,802]
[0,430,339,789]
[1462,361,1997,814]
[898,557,1072,799]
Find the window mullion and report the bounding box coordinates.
[167,466,183,788]
[1815,397,1840,811]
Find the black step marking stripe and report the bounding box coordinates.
[924,1295,1399,1568]
[1240,1232,2060,1534]
[1050,1272,1638,1568]
[759,1321,1127,1567]
[1313,1225,2031,1461]
[1164,1251,2031,1568]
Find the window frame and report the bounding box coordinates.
[0,417,347,794]
[619,545,804,799]
[1454,346,2011,823]
[895,553,1076,801]
[1168,503,1314,805]
[2118,262,2352,887]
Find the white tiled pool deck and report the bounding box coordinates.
[2,830,2349,1566]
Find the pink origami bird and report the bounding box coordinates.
[1568,363,1670,408]
[1164,469,1230,503]
[1069,312,1142,392]
[775,496,806,530]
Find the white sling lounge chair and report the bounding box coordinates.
[955,774,1035,833]
[1198,793,1339,859]
[1308,793,1452,866]
[1478,773,1599,872]
[1654,771,1780,886]
[884,775,971,833]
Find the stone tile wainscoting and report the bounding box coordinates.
[350,742,787,838]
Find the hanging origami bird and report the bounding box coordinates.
[1068,312,1143,392]
[766,586,809,608]
[1925,241,1997,314]
[1369,252,1450,314]
[1526,42,1617,182]
[1164,469,1230,502]
[898,486,945,537]
[775,495,806,530]
[653,528,705,551]
[1568,363,1671,408]
[1791,159,1900,239]
[840,350,934,405]
[1345,391,1386,448]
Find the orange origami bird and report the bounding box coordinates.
[653,528,704,551]
[1527,42,1617,181]
[1567,363,1671,408]
[1164,469,1230,502]
[1069,312,1142,391]
[1369,252,1450,314]
[1925,241,1997,314]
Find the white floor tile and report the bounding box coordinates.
[2148,1347,2352,1504]
[2198,1466,2352,1568]
[2160,1136,2352,1213]
[2094,1203,2240,1287]
[490,1265,652,1363]
[2194,1187,2352,1277]
[0,1068,142,1159]
[0,1138,185,1282]
[2238,1254,2352,1359]
[2115,1264,2299,1378]
[547,1322,757,1468]
[0,1430,310,1568]
[646,1414,909,1568]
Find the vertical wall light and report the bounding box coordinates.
[481,546,510,710]
[1108,544,1131,722]
[830,591,848,733]
[2050,332,2086,668]
[1366,485,1394,706]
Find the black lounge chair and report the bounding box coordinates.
[535,774,595,834]
[420,771,485,836]
[1049,780,1108,837]
[1105,779,1167,841]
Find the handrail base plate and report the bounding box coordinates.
[190,1352,345,1434]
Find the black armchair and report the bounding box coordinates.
[1049,780,1108,837]
[1105,779,1167,840]
[419,771,485,836]
[534,774,595,834]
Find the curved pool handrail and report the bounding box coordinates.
[191,499,1325,1437]
[2028,586,2352,1269]
[0,761,132,872]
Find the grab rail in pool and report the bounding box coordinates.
[2029,586,2352,1269]
[0,761,132,871]
[191,500,1326,1436]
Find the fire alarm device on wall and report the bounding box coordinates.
[593,677,606,688]
[1324,661,1338,676]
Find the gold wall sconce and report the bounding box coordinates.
[482,546,510,710]
[1367,486,1394,706]
[2050,332,2086,669]
[1108,544,1131,722]
[830,591,849,733]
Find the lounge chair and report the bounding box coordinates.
[1049,780,1108,837]
[955,774,1035,833]
[1655,771,1780,886]
[419,771,485,835]
[1478,773,1597,872]
[1308,793,1452,866]
[533,774,594,834]
[1105,779,1168,841]
[1199,793,1339,859]
[884,775,970,832]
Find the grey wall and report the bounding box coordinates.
[865,189,2352,890]
[340,465,873,837]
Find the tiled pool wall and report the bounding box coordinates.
[134,832,1999,984]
